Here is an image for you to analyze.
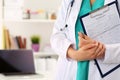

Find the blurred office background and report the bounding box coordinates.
[0,0,61,80]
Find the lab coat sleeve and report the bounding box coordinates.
[103,44,120,64]
[50,0,74,59]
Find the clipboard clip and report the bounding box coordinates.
[90,5,110,18]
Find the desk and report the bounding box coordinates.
[0,71,54,80]
[0,53,57,80]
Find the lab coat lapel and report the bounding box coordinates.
[67,0,82,44]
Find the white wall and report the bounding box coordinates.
[0,0,62,50]
[0,0,3,19]
[24,0,61,12]
[4,21,54,51]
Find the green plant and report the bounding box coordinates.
[31,35,40,44]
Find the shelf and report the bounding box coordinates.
[33,52,58,58]
[2,19,56,23]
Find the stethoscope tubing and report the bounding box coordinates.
[60,0,74,31]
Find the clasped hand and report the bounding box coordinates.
[76,32,106,61]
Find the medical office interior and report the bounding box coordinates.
[0,0,61,80]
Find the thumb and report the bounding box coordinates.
[78,32,91,40]
[78,32,87,45]
[78,32,94,43]
[78,32,94,47]
[78,35,86,48]
[84,34,91,40]
[78,32,85,39]
[83,34,95,43]
[78,32,90,40]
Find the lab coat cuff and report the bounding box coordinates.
[66,44,76,61]
[64,41,75,61]
[103,45,111,63]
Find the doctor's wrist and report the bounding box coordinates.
[67,45,78,60]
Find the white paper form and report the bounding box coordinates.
[81,1,120,77]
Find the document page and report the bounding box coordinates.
[81,2,120,77]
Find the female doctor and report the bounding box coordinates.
[50,0,120,80]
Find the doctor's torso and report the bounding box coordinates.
[54,0,120,80]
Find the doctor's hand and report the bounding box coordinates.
[77,32,105,61]
[67,33,105,61]
[78,32,95,48]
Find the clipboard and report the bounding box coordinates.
[80,1,120,78]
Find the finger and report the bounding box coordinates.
[95,42,103,54]
[78,36,84,47]
[83,34,92,40]
[97,50,104,59]
[82,43,97,50]
[78,36,81,48]
[78,32,91,41]
[96,43,105,58]
[88,46,98,59]
[84,35,95,43]
[97,44,105,59]
[78,36,93,48]
[78,32,95,44]
[78,35,90,48]
[78,32,85,39]
[78,36,95,47]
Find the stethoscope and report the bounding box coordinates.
[60,0,75,31]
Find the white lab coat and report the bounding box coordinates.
[50,0,120,80]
